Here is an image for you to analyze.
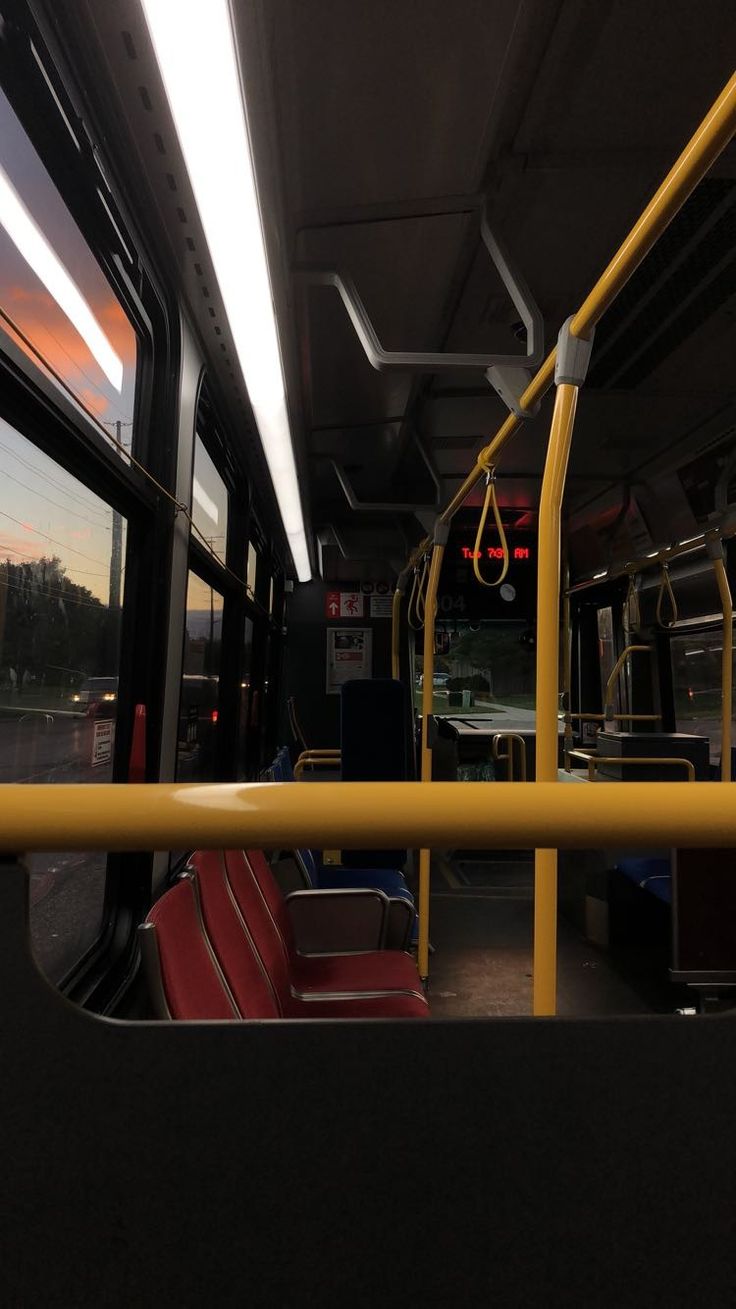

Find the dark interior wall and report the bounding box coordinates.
[282,580,393,750]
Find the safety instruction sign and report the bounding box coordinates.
[325,590,364,619]
[369,595,393,618]
[91,719,114,767]
[326,628,372,694]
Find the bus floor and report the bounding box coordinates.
[425,852,673,1019]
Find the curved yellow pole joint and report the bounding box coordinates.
[603,644,652,720]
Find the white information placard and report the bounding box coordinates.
[326,628,372,694]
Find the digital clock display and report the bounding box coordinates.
[460,545,531,561]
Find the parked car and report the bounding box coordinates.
[418,672,451,688]
[70,677,118,718]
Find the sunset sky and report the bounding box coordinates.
[0,85,137,442]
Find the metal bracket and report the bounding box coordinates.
[555,316,595,387]
[485,363,540,418]
[705,530,724,562]
[295,205,544,374]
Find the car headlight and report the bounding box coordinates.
[102,693,116,702]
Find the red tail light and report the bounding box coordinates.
[211,709,219,724]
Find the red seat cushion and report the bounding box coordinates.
[240,850,426,1003]
[146,879,237,1021]
[290,951,426,1000]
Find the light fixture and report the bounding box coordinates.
[0,165,123,391]
[140,0,311,581]
[593,570,608,580]
[192,476,219,525]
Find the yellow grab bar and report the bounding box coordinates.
[603,644,652,719]
[568,750,695,783]
[492,733,527,782]
[1,781,735,853]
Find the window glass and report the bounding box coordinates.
[0,87,137,451]
[0,419,126,981]
[247,541,258,598]
[672,628,734,763]
[238,616,253,779]
[177,571,223,780]
[414,622,535,718]
[597,606,625,714]
[191,435,228,564]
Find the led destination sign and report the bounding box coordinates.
[460,545,531,561]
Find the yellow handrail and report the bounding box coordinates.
[1,781,735,853]
[391,587,402,680]
[568,750,695,783]
[492,733,527,782]
[603,644,652,719]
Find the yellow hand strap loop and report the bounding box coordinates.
[407,557,429,630]
[656,562,678,628]
[472,463,509,588]
[624,572,641,633]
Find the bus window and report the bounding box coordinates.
[176,571,223,781]
[671,629,735,763]
[191,434,228,564]
[0,420,126,982]
[0,86,137,454]
[416,622,535,717]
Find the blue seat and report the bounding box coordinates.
[266,748,418,942]
[616,857,672,905]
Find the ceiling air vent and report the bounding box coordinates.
[587,178,736,390]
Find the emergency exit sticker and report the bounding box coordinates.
[325,590,364,619]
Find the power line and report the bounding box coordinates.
[0,437,112,521]
[0,507,115,568]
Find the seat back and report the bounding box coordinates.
[340,679,408,868]
[190,851,282,1018]
[220,850,296,1013]
[142,878,238,1020]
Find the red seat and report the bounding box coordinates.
[141,854,428,1021]
[191,850,428,1019]
[221,850,428,1011]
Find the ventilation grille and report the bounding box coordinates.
[588,178,736,390]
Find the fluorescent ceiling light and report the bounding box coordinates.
[0,165,123,391]
[141,0,311,582]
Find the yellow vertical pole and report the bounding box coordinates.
[562,564,573,771]
[533,319,594,1016]
[707,538,733,781]
[418,534,447,982]
[391,587,403,680]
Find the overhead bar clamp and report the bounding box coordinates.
[555,316,596,387]
[295,205,544,375]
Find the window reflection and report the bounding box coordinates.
[177,572,223,781]
[0,419,126,981]
[0,87,137,449]
[672,629,735,764]
[191,435,228,564]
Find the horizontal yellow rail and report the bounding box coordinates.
[0,781,735,853]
